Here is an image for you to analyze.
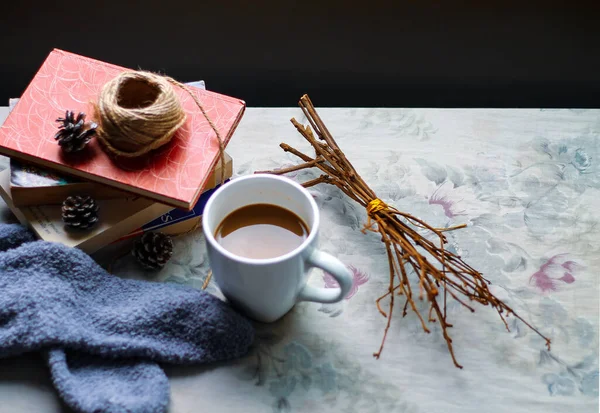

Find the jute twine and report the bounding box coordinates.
[95,71,226,172]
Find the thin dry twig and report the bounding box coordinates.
[257,94,551,368]
[202,270,213,290]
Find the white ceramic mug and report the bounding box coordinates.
[202,174,353,322]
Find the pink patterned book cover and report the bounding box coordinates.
[0,49,245,210]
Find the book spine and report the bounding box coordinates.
[115,180,227,242]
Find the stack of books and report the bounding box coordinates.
[0,49,245,254]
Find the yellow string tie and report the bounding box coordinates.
[362,198,389,234]
[367,198,389,216]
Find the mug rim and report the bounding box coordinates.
[202,174,320,265]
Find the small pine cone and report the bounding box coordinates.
[55,110,97,153]
[61,195,99,230]
[133,232,173,270]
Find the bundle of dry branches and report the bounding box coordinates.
[257,94,551,368]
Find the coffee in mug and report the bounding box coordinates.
[215,204,309,259]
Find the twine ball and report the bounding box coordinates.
[95,71,187,157]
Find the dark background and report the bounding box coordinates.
[1,0,599,107]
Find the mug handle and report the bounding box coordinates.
[297,250,353,304]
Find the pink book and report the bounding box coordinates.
[0,49,245,210]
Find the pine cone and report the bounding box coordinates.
[61,195,99,230]
[133,232,174,270]
[55,110,97,153]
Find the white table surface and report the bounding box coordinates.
[0,106,598,413]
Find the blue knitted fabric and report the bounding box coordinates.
[0,224,254,413]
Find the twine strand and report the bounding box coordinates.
[165,78,226,186]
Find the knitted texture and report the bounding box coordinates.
[47,349,169,413]
[0,224,254,413]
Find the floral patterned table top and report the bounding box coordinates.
[0,107,598,413]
